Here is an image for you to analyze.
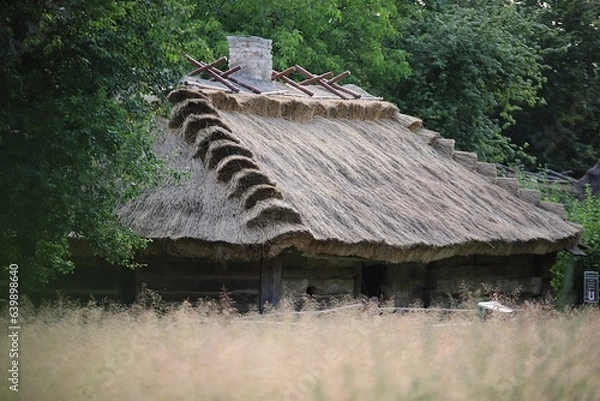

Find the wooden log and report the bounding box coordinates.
[293,65,349,99]
[259,256,283,313]
[327,71,351,84]
[186,55,228,75]
[271,66,297,80]
[217,65,242,78]
[299,71,333,85]
[272,70,314,96]
[329,82,361,99]
[388,263,426,307]
[185,55,239,92]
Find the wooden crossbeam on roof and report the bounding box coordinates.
[184,55,360,99]
[298,71,333,85]
[185,55,263,94]
[293,65,350,99]
[272,69,314,96]
[271,65,360,99]
[185,55,240,93]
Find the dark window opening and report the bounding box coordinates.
[361,265,384,298]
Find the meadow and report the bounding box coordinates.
[1,297,599,401]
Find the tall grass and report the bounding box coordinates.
[1,299,599,401]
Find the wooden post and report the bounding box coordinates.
[391,263,425,307]
[353,265,362,298]
[382,265,396,301]
[259,256,283,313]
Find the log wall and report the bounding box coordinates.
[38,249,557,310]
[136,256,261,311]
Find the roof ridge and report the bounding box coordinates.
[413,125,567,219]
[167,87,306,229]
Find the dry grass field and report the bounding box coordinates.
[1,297,599,401]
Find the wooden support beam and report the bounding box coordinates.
[353,266,362,298]
[294,65,349,99]
[259,256,283,313]
[216,65,241,78]
[271,66,297,80]
[185,55,240,92]
[329,82,361,99]
[299,71,333,85]
[186,55,228,75]
[272,69,314,96]
[389,263,426,307]
[327,71,351,84]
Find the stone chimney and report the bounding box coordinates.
[227,36,273,82]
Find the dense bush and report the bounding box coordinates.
[551,186,600,306]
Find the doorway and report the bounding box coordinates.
[361,265,384,298]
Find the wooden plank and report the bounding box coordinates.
[259,256,282,313]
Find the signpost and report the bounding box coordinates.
[583,271,599,304]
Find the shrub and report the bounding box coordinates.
[551,186,600,306]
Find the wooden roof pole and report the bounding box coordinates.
[327,71,361,99]
[298,71,333,85]
[272,68,314,96]
[187,56,228,76]
[186,55,264,94]
[185,55,240,92]
[293,65,349,99]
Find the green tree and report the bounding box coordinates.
[389,2,546,162]
[506,0,600,175]
[0,0,191,288]
[188,0,411,94]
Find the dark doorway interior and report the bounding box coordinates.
[361,265,384,298]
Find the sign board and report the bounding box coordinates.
[583,271,599,304]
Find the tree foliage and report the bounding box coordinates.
[506,0,600,174]
[188,0,411,95]
[389,2,546,162]
[0,0,190,288]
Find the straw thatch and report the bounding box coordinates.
[118,88,581,263]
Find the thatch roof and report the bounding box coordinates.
[118,88,582,263]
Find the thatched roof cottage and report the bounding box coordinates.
[71,37,581,310]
